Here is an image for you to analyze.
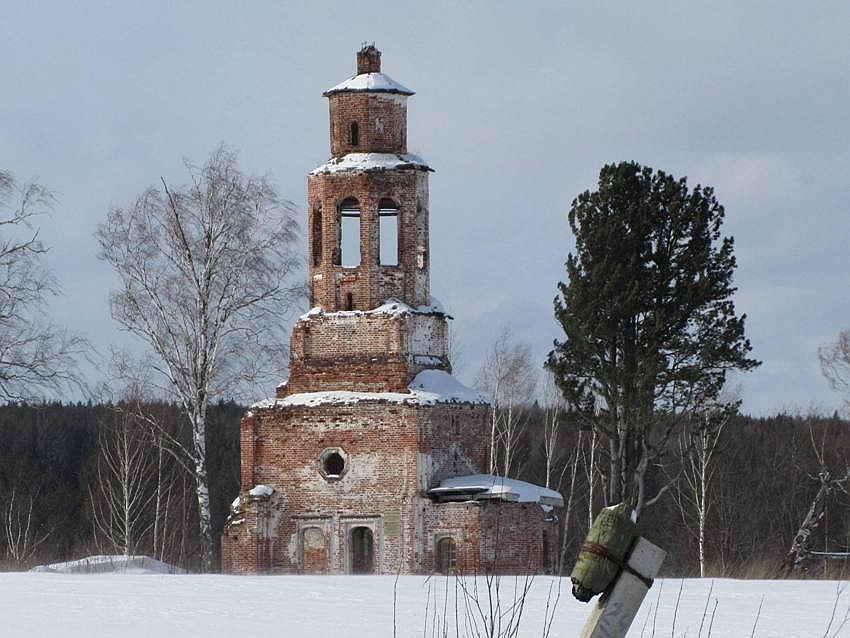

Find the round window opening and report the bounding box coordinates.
[323,452,345,477]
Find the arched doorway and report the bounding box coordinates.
[350,526,374,574]
[437,537,457,574]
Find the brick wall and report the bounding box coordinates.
[286,311,449,394]
[307,169,430,311]
[479,502,557,575]
[418,501,558,575]
[356,45,381,75]
[220,47,557,577]
[328,92,408,157]
[416,403,489,487]
[237,402,420,573]
[220,492,279,574]
[421,502,483,573]
[226,400,490,574]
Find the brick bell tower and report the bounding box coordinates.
[287,44,445,396]
[308,43,430,313]
[220,46,559,576]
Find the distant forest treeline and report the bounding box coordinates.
[0,401,847,576]
[0,401,241,572]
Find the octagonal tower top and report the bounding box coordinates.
[307,45,432,312]
[323,45,414,98]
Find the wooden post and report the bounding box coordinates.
[578,537,667,638]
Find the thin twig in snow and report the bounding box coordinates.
[749,595,764,638]
[671,578,684,637]
[697,580,714,638]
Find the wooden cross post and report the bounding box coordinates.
[578,537,667,638]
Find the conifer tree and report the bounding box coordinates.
[547,161,759,516]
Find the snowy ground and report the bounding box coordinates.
[0,573,845,637]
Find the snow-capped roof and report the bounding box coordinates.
[324,72,414,96]
[251,369,489,410]
[310,152,431,175]
[429,474,565,508]
[298,297,447,321]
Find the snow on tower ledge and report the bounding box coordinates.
[298,297,446,321]
[250,369,489,409]
[310,152,431,175]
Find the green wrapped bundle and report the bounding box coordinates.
[570,503,636,602]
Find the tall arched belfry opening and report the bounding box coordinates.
[221,45,561,575]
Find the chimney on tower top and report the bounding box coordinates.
[356,45,381,75]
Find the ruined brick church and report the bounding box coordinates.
[221,46,561,575]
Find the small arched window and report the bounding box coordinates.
[437,537,457,574]
[349,121,359,146]
[378,198,399,266]
[312,203,322,266]
[338,197,361,267]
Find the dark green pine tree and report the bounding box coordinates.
[547,161,760,516]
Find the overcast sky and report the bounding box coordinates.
[2,1,848,415]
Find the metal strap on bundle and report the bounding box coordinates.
[579,541,654,589]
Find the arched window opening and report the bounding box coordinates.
[349,121,359,146]
[338,197,361,267]
[437,537,457,574]
[312,204,322,267]
[378,198,399,266]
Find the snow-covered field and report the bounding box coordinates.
[0,572,845,637]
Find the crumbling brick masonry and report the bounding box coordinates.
[220,46,559,575]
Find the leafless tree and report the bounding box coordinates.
[0,170,85,400]
[475,326,537,477]
[540,373,566,491]
[96,146,300,570]
[820,330,850,412]
[672,400,735,577]
[787,423,850,570]
[586,424,597,530]
[447,320,466,378]
[2,486,52,567]
[89,403,157,556]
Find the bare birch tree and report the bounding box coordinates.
[820,330,850,412]
[541,372,565,490]
[2,486,52,567]
[89,398,158,556]
[540,373,589,573]
[0,170,85,400]
[97,146,300,570]
[673,401,735,576]
[787,421,850,570]
[475,326,537,477]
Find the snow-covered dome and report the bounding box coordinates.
[323,72,414,97]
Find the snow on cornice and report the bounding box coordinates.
[250,369,489,410]
[310,152,431,175]
[323,72,414,96]
[429,474,565,509]
[298,297,448,321]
